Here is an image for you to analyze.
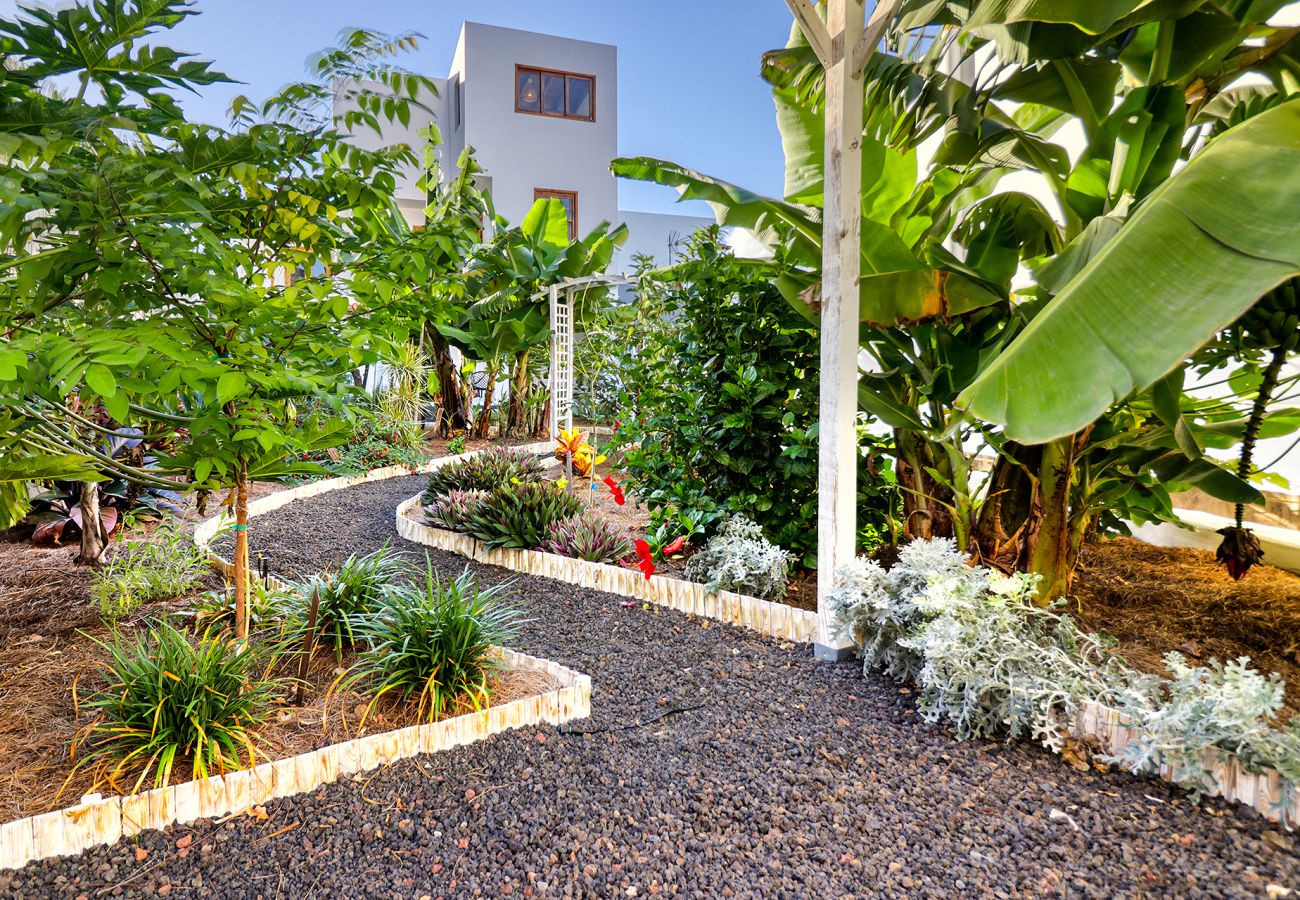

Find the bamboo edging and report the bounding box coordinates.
[0,442,589,873]
[395,494,820,644]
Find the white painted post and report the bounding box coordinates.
[548,283,560,440]
[814,0,866,658]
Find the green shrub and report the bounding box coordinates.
[186,581,299,635]
[610,229,899,566]
[421,447,544,503]
[286,544,409,656]
[424,489,488,531]
[447,435,467,455]
[92,525,209,623]
[80,621,280,791]
[293,401,428,481]
[339,565,523,723]
[682,514,793,600]
[543,510,634,563]
[461,482,583,550]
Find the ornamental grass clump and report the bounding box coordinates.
[337,565,523,725]
[543,510,634,563]
[462,482,583,550]
[425,489,488,531]
[421,447,544,503]
[78,621,279,792]
[683,514,792,600]
[286,544,408,655]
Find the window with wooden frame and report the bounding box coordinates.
[515,65,595,122]
[534,189,578,240]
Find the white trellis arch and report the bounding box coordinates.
[543,273,637,439]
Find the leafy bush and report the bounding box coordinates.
[610,229,899,565]
[831,539,1300,806]
[286,544,409,656]
[92,525,209,623]
[186,581,299,634]
[295,402,428,479]
[80,621,279,790]
[683,514,793,600]
[447,435,467,455]
[339,565,523,723]
[543,510,634,563]
[424,489,488,531]
[462,482,583,550]
[421,447,544,503]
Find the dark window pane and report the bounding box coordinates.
[567,76,592,118]
[517,69,540,112]
[542,73,565,115]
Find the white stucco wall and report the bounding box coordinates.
[613,210,713,272]
[458,22,619,232]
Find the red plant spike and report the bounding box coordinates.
[634,539,656,580]
[602,475,625,506]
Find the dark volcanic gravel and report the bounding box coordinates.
[5,475,1298,898]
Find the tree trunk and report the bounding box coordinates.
[972,443,1042,573]
[472,361,500,439]
[534,391,552,439]
[427,330,469,436]
[894,429,955,541]
[1028,434,1082,604]
[233,465,250,640]
[76,481,109,566]
[505,351,530,435]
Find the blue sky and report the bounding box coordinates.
[1,1,798,216]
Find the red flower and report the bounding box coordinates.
[662,536,687,557]
[634,539,656,580]
[603,475,625,506]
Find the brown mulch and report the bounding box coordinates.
[1072,536,1300,722]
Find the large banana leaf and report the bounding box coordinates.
[958,99,1300,444]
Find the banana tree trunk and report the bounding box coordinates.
[972,443,1042,573]
[427,330,469,436]
[76,481,109,566]
[894,429,955,541]
[505,351,530,435]
[472,361,501,440]
[1028,433,1083,604]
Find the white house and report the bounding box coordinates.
[341,21,712,270]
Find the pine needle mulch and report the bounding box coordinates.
[1072,536,1300,723]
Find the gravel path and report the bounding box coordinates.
[5,476,1298,898]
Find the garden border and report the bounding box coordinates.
[1067,700,1299,825]
[395,494,820,643]
[0,444,591,873]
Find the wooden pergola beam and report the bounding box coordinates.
[785,0,834,67]
[851,0,901,77]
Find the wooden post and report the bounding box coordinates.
[786,0,867,658]
[233,464,250,641]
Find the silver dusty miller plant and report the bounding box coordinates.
[830,539,1300,817]
[683,514,793,600]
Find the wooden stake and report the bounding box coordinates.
[294,584,321,707]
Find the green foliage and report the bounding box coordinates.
[92,524,208,623]
[424,489,488,531]
[287,545,409,656]
[294,403,427,480]
[186,581,299,635]
[682,514,793,601]
[80,621,280,791]
[461,482,583,550]
[339,565,523,723]
[421,447,544,502]
[612,229,899,565]
[447,435,467,455]
[543,510,634,564]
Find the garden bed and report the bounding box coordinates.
[1074,537,1300,722]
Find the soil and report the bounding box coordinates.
[0,491,555,824]
[1073,536,1300,722]
[540,464,819,612]
[8,475,1293,898]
